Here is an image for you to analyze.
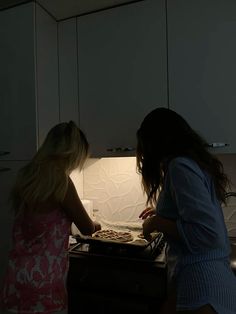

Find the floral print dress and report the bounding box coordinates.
[1,208,71,314]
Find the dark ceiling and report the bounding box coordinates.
[0,0,144,20]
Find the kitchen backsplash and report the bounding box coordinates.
[71,157,146,226]
[70,154,236,232]
[84,157,149,226]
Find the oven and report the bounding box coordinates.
[67,232,167,314]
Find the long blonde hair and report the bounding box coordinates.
[12,121,89,214]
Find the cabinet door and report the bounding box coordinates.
[0,161,27,289]
[0,3,37,160]
[58,18,79,124]
[168,0,236,153]
[35,4,59,146]
[77,0,167,157]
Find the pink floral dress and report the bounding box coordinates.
[1,208,71,314]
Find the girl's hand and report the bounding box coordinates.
[139,207,155,219]
[142,215,157,241]
[93,221,101,233]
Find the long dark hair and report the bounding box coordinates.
[136,107,230,206]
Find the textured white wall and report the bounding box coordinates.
[70,168,84,198]
[71,154,236,234]
[83,157,147,225]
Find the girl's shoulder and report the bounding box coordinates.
[168,156,204,179]
[169,156,196,167]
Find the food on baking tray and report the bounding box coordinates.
[137,231,159,240]
[137,233,145,239]
[131,239,148,245]
[93,229,134,242]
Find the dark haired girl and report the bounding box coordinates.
[137,107,236,314]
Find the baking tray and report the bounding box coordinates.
[73,231,163,252]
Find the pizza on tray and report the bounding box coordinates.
[92,229,134,243]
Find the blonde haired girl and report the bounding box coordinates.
[1,121,101,314]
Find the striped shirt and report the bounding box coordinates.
[157,157,236,313]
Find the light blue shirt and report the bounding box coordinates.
[157,157,231,280]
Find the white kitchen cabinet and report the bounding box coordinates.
[0,2,59,293]
[35,4,59,147]
[0,4,37,161]
[168,0,236,153]
[76,0,168,157]
[58,18,79,124]
[0,2,59,161]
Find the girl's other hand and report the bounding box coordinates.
[139,207,155,219]
[142,215,156,241]
[93,221,101,233]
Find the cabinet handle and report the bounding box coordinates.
[106,147,135,152]
[0,167,11,172]
[207,143,229,148]
[0,151,10,156]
